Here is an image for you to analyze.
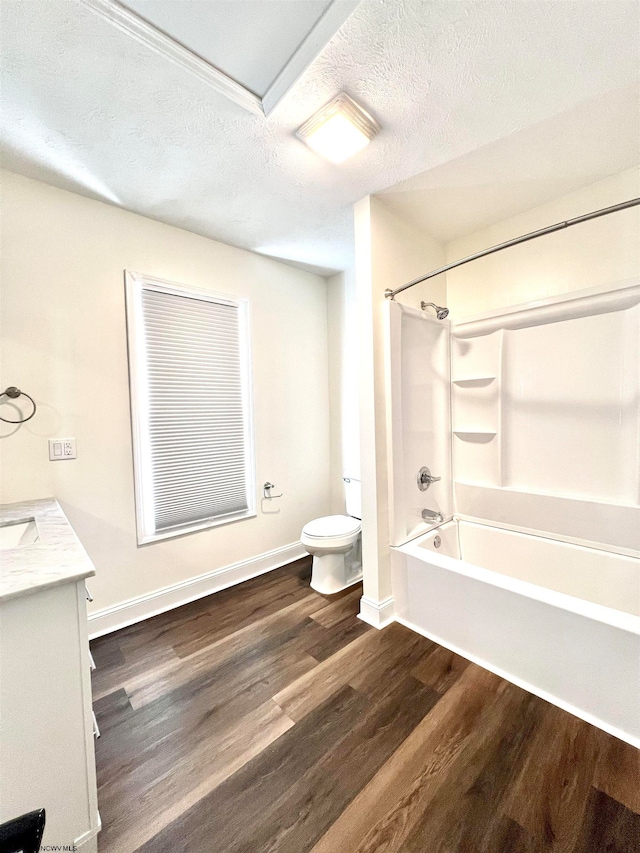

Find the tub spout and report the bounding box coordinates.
[422,509,444,523]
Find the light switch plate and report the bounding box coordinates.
[48,438,77,460]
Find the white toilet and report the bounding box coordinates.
[301,477,362,595]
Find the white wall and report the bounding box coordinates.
[0,171,332,619]
[326,268,360,513]
[446,167,640,318]
[355,196,446,611]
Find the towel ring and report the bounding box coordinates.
[0,387,37,424]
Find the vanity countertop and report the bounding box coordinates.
[0,497,95,603]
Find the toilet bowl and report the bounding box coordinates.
[301,477,362,595]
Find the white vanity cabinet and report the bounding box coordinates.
[0,499,100,852]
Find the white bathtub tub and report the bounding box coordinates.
[391,520,640,747]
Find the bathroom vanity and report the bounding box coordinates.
[0,498,100,852]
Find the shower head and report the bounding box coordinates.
[420,302,449,320]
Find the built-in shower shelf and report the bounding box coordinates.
[452,376,496,386]
[453,430,497,441]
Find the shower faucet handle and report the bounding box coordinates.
[417,467,441,491]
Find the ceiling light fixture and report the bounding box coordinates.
[296,93,380,164]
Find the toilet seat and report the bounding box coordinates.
[302,515,361,539]
[302,481,363,595]
[301,509,363,595]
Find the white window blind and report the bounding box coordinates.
[125,271,255,543]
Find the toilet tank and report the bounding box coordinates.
[343,476,361,519]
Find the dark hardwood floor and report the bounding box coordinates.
[91,557,640,853]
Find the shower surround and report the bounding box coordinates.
[386,279,640,746]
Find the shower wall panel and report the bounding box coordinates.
[501,307,639,503]
[386,302,452,546]
[451,280,640,553]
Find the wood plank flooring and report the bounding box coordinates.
[91,557,640,853]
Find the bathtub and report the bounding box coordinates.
[391,520,640,747]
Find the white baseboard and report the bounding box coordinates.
[88,541,308,639]
[358,595,395,629]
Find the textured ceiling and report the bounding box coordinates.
[2,0,639,275]
[380,82,640,243]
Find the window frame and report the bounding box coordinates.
[124,270,256,544]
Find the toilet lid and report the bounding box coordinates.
[303,515,361,538]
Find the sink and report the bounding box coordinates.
[0,518,39,549]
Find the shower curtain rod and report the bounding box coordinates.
[384,197,640,300]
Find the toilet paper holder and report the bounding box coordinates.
[263,482,283,499]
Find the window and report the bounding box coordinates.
[125,271,255,544]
